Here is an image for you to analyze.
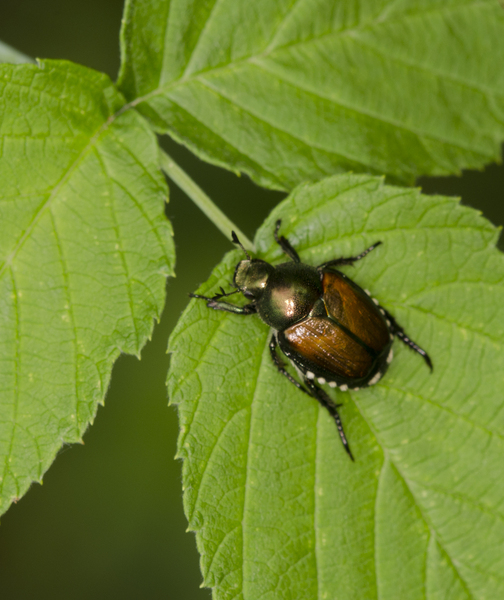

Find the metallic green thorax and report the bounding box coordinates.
[234,260,322,330]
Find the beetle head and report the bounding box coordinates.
[231,230,274,299]
[233,259,273,299]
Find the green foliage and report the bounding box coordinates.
[0,60,174,513]
[1,0,504,598]
[119,0,504,188]
[168,174,504,599]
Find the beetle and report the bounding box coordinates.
[190,220,432,460]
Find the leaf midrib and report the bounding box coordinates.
[0,268,21,500]
[178,0,487,85]
[126,0,498,152]
[379,380,504,446]
[388,301,504,349]
[351,396,476,599]
[197,73,487,157]
[259,0,488,59]
[0,113,118,282]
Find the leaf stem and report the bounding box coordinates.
[0,41,35,64]
[160,149,255,252]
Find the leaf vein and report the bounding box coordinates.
[0,268,21,499]
[247,60,493,155]
[406,478,504,524]
[241,338,270,599]
[188,78,369,164]
[0,116,113,283]
[189,407,248,527]
[258,0,493,58]
[181,0,224,79]
[388,301,504,350]
[350,33,504,102]
[351,400,477,597]
[314,405,320,600]
[92,146,140,348]
[379,382,504,442]
[49,210,80,434]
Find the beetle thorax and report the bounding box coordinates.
[257,262,322,330]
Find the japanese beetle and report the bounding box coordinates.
[191,221,432,460]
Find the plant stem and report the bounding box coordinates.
[160,149,255,252]
[0,41,35,64]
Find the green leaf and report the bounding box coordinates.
[0,60,175,514]
[168,174,504,599]
[119,0,504,189]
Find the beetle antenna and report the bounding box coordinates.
[231,231,251,260]
[214,287,239,300]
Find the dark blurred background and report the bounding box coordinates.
[0,2,502,599]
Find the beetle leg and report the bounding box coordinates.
[274,219,301,263]
[317,241,382,269]
[380,307,433,371]
[189,293,257,315]
[269,335,310,396]
[270,335,352,458]
[303,378,354,461]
